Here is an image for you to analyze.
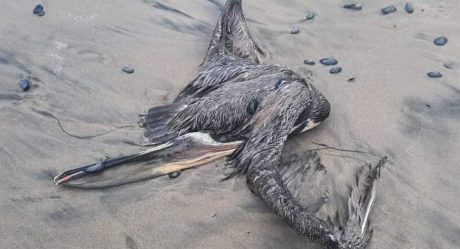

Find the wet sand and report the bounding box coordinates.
[1,0,459,248]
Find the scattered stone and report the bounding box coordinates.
[405,3,414,14]
[381,5,397,15]
[303,59,315,65]
[305,11,316,21]
[427,72,442,78]
[443,63,453,69]
[290,27,300,34]
[433,36,448,46]
[329,67,342,74]
[18,79,31,91]
[168,171,181,179]
[425,104,431,109]
[246,99,258,114]
[347,77,356,82]
[343,3,362,11]
[33,4,45,16]
[319,58,338,66]
[122,67,134,74]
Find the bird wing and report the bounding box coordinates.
[169,76,281,136]
[279,151,328,211]
[175,0,271,103]
[203,0,266,65]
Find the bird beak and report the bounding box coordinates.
[301,121,321,132]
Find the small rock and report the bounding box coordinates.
[443,63,453,69]
[168,171,181,179]
[405,3,414,14]
[305,11,316,20]
[347,77,356,82]
[433,36,448,46]
[290,27,300,34]
[246,99,258,114]
[427,72,442,78]
[18,79,31,91]
[329,67,342,74]
[33,4,45,16]
[319,58,338,66]
[303,59,315,65]
[122,67,134,74]
[381,5,397,15]
[343,3,362,11]
[274,79,283,89]
[425,104,431,109]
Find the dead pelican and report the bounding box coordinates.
[54,1,386,248]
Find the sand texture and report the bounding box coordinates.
[1,0,459,248]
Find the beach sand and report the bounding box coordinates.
[1,0,459,248]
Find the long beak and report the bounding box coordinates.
[54,133,242,188]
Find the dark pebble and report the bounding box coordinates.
[33,4,45,16]
[405,3,414,14]
[381,5,397,15]
[443,63,453,69]
[343,3,362,11]
[305,11,316,20]
[329,67,342,74]
[347,77,356,82]
[168,171,181,179]
[122,67,134,74]
[290,27,300,34]
[427,72,442,78]
[433,36,448,46]
[425,104,431,109]
[303,59,315,65]
[246,99,258,114]
[319,58,338,66]
[18,79,31,91]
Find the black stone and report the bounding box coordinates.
[381,5,397,15]
[443,63,453,69]
[305,11,316,20]
[427,72,442,78]
[347,77,356,82]
[344,3,362,11]
[319,58,338,66]
[33,4,45,16]
[329,67,342,74]
[405,3,414,14]
[168,171,181,179]
[290,27,300,35]
[433,36,448,46]
[246,99,258,114]
[303,59,315,65]
[18,79,31,91]
[274,79,283,89]
[122,67,134,74]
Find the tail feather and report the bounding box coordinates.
[333,157,387,249]
[142,103,186,144]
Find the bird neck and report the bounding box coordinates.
[247,167,339,248]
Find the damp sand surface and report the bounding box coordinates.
[1,1,459,248]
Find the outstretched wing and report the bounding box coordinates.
[203,0,266,65]
[175,0,270,103]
